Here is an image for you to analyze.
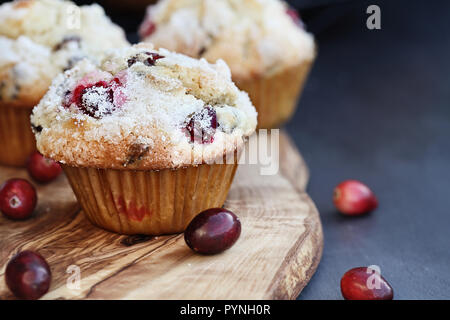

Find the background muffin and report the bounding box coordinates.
[0,0,128,166]
[139,0,315,128]
[31,43,257,235]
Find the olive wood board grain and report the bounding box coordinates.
[0,131,323,300]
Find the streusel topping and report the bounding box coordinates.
[31,43,257,169]
[139,0,315,80]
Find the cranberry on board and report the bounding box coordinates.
[0,178,37,220]
[5,250,51,300]
[185,208,241,255]
[341,267,394,300]
[333,180,378,215]
[27,152,62,183]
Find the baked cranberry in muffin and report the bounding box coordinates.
[0,0,129,166]
[138,0,315,129]
[138,0,314,81]
[31,43,257,169]
[64,77,127,119]
[184,106,217,144]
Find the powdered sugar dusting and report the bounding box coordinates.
[31,44,257,169]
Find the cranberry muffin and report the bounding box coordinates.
[0,0,128,166]
[31,43,257,235]
[139,0,315,128]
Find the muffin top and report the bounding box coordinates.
[0,0,128,107]
[31,43,257,170]
[139,0,315,81]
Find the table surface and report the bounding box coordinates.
[288,0,450,299]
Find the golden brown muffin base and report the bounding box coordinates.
[63,161,239,235]
[0,104,36,166]
[235,59,314,129]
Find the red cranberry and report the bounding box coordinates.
[127,57,138,67]
[333,180,378,216]
[0,179,37,220]
[27,152,62,183]
[5,251,51,300]
[341,267,393,300]
[286,8,304,28]
[66,80,120,119]
[139,17,156,39]
[185,106,217,144]
[185,208,241,255]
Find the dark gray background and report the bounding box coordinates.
[2,0,447,299]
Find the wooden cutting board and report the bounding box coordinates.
[0,131,323,300]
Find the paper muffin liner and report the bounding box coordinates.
[62,161,239,235]
[235,59,314,129]
[0,104,36,167]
